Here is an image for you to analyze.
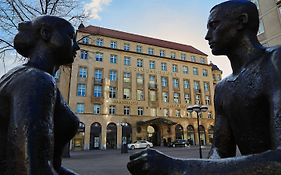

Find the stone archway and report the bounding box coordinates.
[147,124,161,146]
[106,123,117,149]
[199,125,206,145]
[122,123,132,144]
[175,124,184,139]
[187,125,195,145]
[208,125,214,144]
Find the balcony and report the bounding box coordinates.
[194,89,201,94]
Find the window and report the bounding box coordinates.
[136,73,144,85]
[79,67,87,78]
[124,106,130,115]
[191,56,196,62]
[76,103,85,113]
[137,59,143,67]
[109,86,117,98]
[193,67,199,75]
[96,52,103,62]
[138,107,144,116]
[109,105,116,115]
[110,41,117,48]
[80,50,88,59]
[123,72,131,83]
[137,90,144,101]
[181,53,186,60]
[176,110,180,117]
[195,95,201,105]
[184,93,190,104]
[124,56,131,66]
[149,75,156,85]
[149,90,156,101]
[160,50,165,57]
[148,48,154,55]
[203,69,208,77]
[172,64,178,72]
[183,80,190,89]
[258,20,264,35]
[171,52,176,59]
[204,82,209,92]
[161,77,168,87]
[82,36,89,44]
[194,81,200,91]
[205,96,211,105]
[173,78,179,88]
[124,43,130,51]
[162,92,169,103]
[123,88,131,99]
[163,108,169,117]
[110,54,117,64]
[149,61,155,69]
[109,70,117,81]
[77,84,86,96]
[93,104,101,114]
[183,66,188,74]
[93,85,102,97]
[151,108,156,117]
[54,70,60,80]
[174,92,180,103]
[96,38,103,46]
[200,57,206,64]
[94,69,103,80]
[161,63,167,71]
[208,112,213,119]
[136,45,142,53]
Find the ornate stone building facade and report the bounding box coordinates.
[56,25,222,150]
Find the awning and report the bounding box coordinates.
[137,117,177,126]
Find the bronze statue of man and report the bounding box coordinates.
[0,16,80,174]
[127,1,281,174]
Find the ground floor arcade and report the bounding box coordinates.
[70,114,214,150]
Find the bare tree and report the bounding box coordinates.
[0,0,87,73]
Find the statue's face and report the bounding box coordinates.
[205,7,239,56]
[50,23,80,65]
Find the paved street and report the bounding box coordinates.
[62,146,211,175]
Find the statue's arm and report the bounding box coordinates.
[11,73,57,175]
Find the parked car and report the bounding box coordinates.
[169,139,188,147]
[127,140,153,150]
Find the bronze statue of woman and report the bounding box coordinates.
[0,16,80,175]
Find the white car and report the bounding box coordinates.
[127,140,153,150]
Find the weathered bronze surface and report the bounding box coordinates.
[127,1,281,174]
[0,16,80,175]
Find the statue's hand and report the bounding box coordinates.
[127,148,175,175]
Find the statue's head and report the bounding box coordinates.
[14,16,80,65]
[205,0,259,55]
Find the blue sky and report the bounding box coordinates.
[1,0,232,77]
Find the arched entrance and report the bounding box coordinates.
[106,123,117,149]
[147,125,161,146]
[208,125,214,144]
[187,125,195,145]
[199,125,206,145]
[72,122,85,150]
[175,124,184,139]
[122,123,132,144]
[90,122,101,150]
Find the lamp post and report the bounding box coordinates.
[187,105,208,159]
[120,122,128,153]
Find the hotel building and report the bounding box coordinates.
[56,25,222,150]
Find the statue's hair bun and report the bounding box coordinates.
[14,21,36,57]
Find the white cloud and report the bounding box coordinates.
[84,0,112,20]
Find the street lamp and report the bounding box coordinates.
[187,105,208,158]
[120,122,129,154]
